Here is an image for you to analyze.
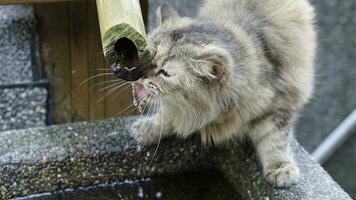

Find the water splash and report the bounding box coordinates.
[137,186,144,198]
[155,191,163,198]
[131,83,145,114]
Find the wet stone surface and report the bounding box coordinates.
[0,117,351,200]
[214,140,353,200]
[0,87,47,132]
[0,117,212,199]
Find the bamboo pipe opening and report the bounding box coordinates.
[111,38,144,81]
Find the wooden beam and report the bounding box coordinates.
[36,3,73,123]
[96,0,151,81]
[87,0,106,120]
[69,1,90,121]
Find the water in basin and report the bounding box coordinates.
[19,170,241,200]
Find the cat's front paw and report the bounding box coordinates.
[264,161,299,188]
[130,119,158,145]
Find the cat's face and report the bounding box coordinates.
[135,4,232,105]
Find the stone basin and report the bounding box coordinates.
[0,117,352,200]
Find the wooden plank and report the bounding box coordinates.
[87,0,106,120]
[0,0,85,4]
[36,3,72,123]
[69,1,89,121]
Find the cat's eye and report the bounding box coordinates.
[157,69,171,77]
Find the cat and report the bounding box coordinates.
[130,0,316,188]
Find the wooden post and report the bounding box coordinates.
[96,0,151,81]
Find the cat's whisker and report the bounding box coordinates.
[139,97,154,133]
[149,98,163,167]
[135,110,148,140]
[139,99,151,119]
[113,84,132,97]
[141,115,152,139]
[138,98,161,173]
[137,92,150,100]
[132,102,150,144]
[98,82,127,92]
[127,106,140,115]
[141,98,157,147]
[114,103,136,116]
[97,83,130,103]
[90,68,112,71]
[139,98,157,171]
[90,79,123,89]
[77,73,115,88]
[136,98,149,115]
[143,99,159,145]
[135,97,150,125]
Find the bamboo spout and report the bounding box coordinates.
[96,0,151,81]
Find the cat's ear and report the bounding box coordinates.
[195,46,230,80]
[156,4,180,25]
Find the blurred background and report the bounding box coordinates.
[0,0,355,198]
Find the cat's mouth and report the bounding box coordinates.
[135,83,149,100]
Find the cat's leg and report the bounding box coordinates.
[130,112,172,145]
[248,110,299,188]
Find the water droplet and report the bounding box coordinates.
[138,101,145,113]
[155,191,163,198]
[137,186,144,198]
[137,144,142,152]
[131,83,138,106]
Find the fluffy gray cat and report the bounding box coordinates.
[130,0,316,188]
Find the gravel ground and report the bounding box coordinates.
[0,5,35,85]
[0,87,47,131]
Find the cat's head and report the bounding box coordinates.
[135,4,235,106]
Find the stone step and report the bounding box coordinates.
[0,117,352,200]
[0,87,47,132]
[0,5,47,133]
[0,5,35,85]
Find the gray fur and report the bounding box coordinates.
[131,0,316,188]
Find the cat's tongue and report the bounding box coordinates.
[135,83,148,100]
